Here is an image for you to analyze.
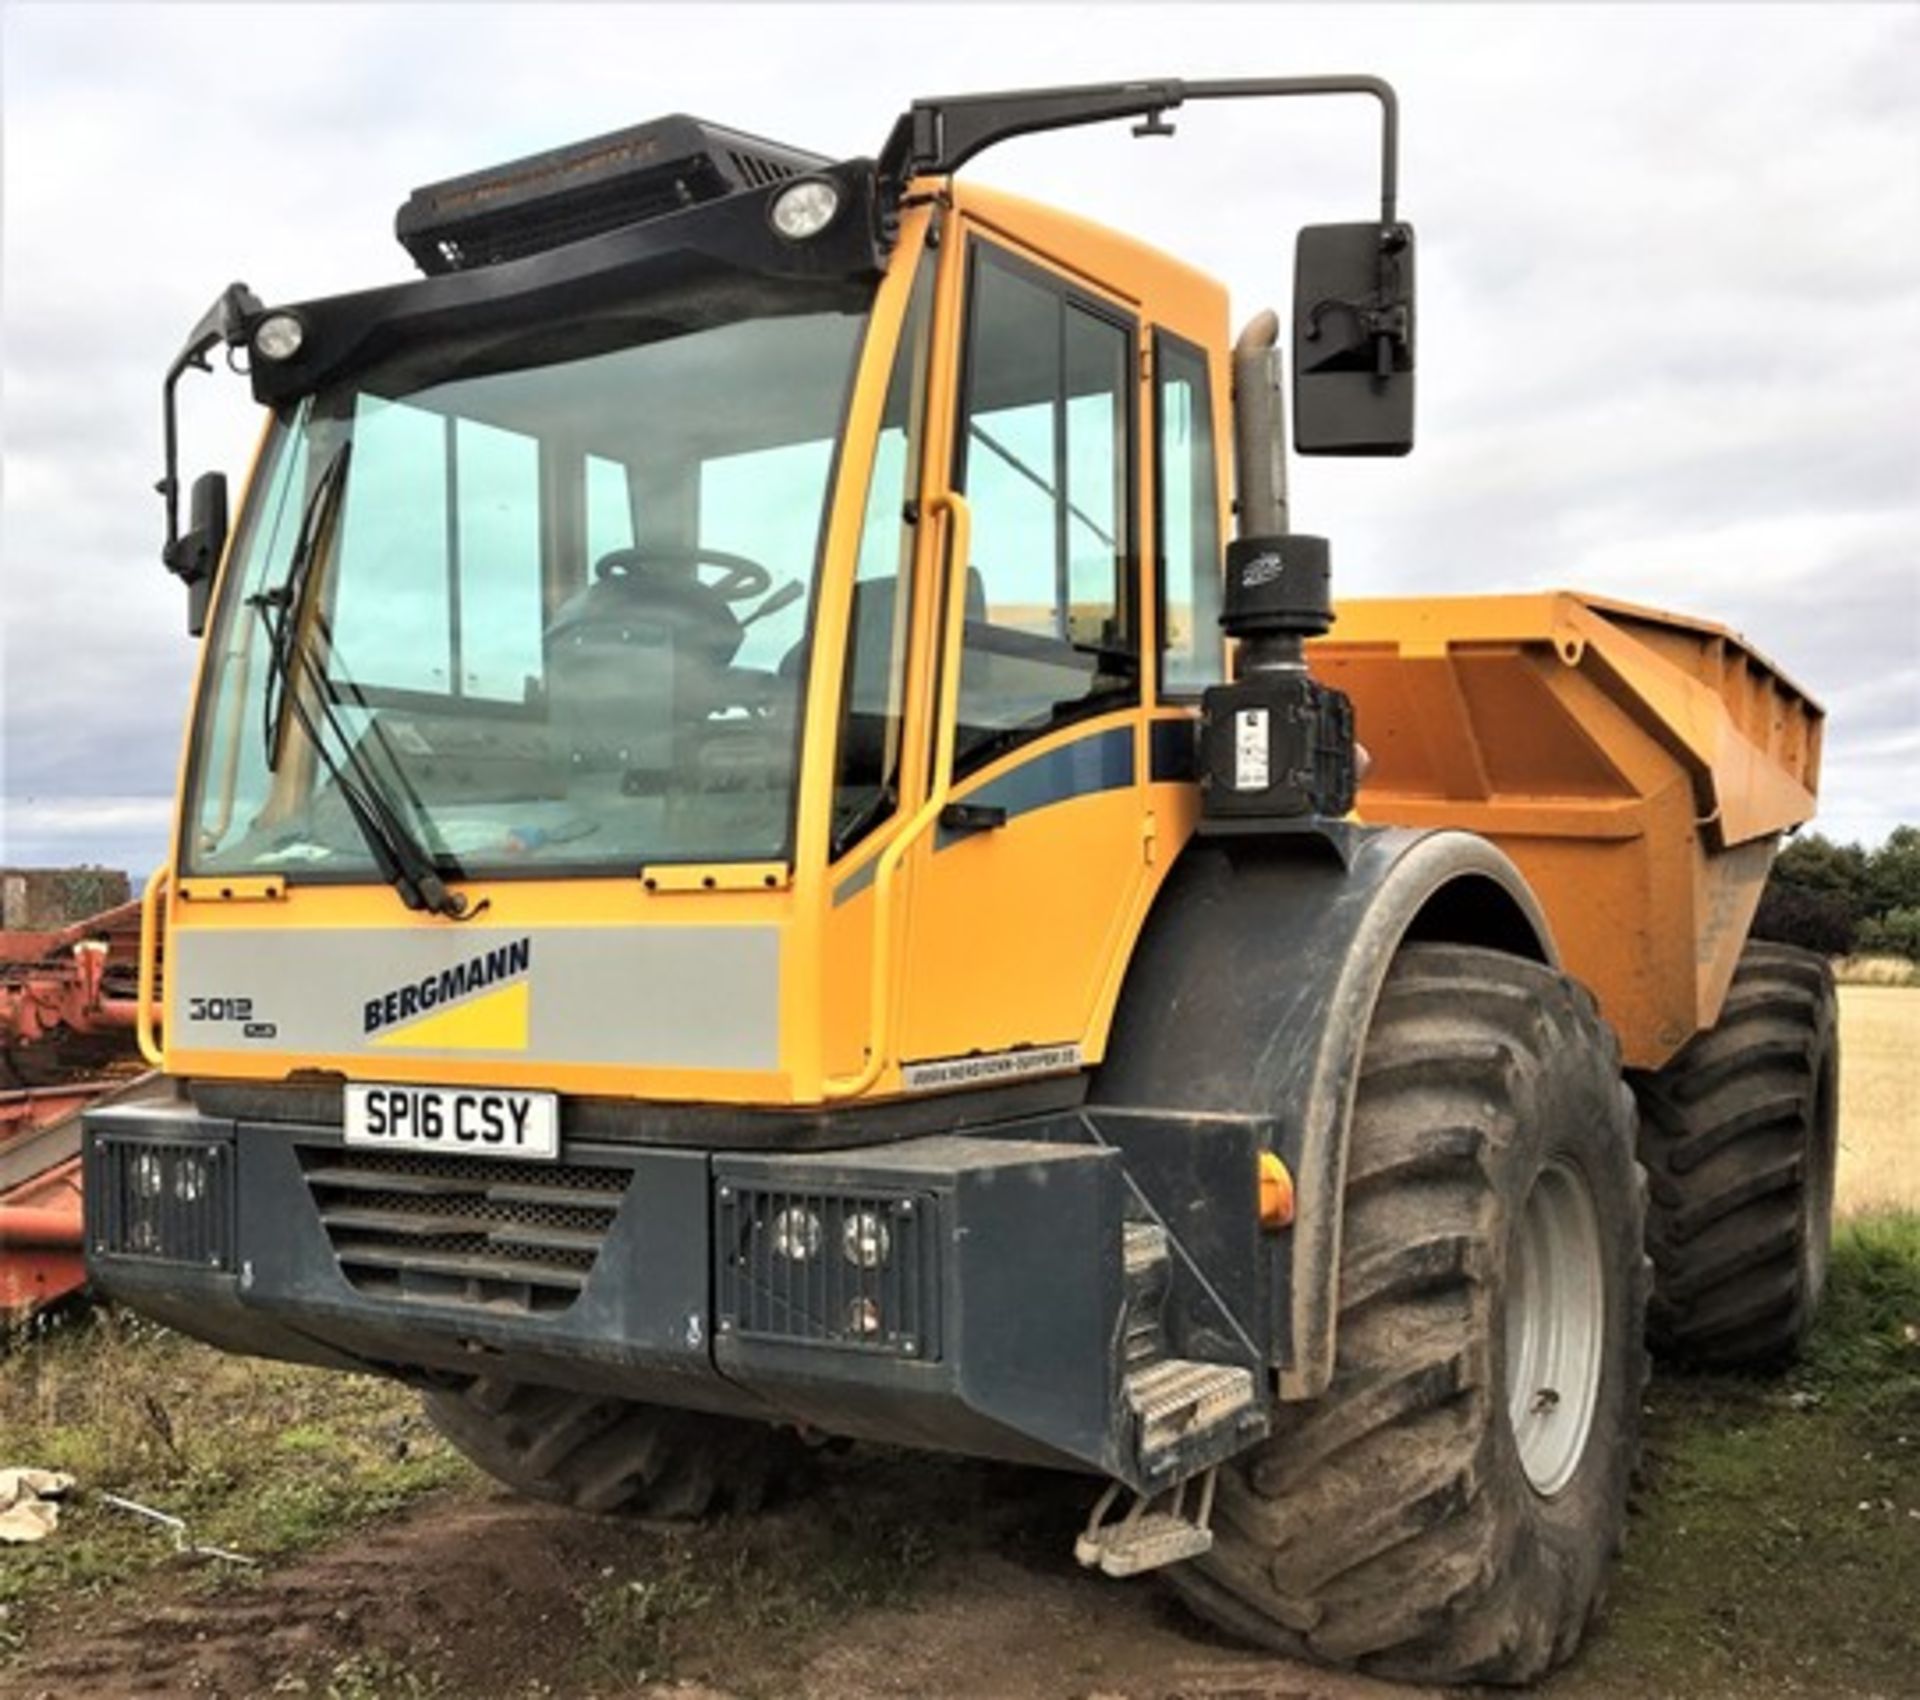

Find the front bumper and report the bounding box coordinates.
[84,1095,1146,1478]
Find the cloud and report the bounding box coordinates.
[4,1,1917,885]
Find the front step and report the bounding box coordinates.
[1127,1356,1262,1480]
[1076,1509,1212,1577]
[1075,1470,1220,1578]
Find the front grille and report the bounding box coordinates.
[715,1185,936,1358]
[88,1136,234,1269]
[298,1146,628,1315]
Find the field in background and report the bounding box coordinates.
[1837,984,1919,1215]
[1835,954,1918,988]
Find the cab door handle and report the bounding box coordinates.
[938,802,1007,836]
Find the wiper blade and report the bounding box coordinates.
[256,441,352,772]
[246,442,471,919]
[279,636,472,918]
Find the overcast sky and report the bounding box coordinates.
[3,1,1916,877]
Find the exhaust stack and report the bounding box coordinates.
[1231,310,1289,540]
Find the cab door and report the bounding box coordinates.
[893,231,1151,1077]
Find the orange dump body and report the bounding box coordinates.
[1311,593,1823,1070]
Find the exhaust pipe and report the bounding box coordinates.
[1231,310,1289,540]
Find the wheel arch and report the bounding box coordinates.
[1093,826,1557,1400]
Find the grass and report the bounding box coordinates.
[0,1308,472,1654]
[317,1650,454,1700]
[1560,1212,1920,1698]
[1835,984,1920,1216]
[574,1492,939,1692]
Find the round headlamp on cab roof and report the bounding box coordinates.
[769,177,842,241]
[252,313,306,362]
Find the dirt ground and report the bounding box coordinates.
[5,1463,1446,1700]
[8,1410,1913,1700]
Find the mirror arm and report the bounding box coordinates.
[881,75,1398,224]
[1182,77,1398,225]
[158,282,261,574]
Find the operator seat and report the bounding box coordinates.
[545,557,745,785]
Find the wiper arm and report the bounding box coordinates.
[257,441,352,771]
[279,636,473,918]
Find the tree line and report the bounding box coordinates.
[1755,827,1920,959]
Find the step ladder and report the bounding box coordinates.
[1075,1220,1267,1578]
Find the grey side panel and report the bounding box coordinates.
[168,924,779,1070]
[1092,826,1555,1400]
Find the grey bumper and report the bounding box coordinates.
[84,1098,1135,1477]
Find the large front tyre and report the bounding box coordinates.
[1171,945,1649,1685]
[423,1377,802,1518]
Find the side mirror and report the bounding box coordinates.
[166,470,228,637]
[157,281,259,634]
[1292,222,1415,456]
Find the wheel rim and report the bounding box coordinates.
[1505,1156,1606,1497]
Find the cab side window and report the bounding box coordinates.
[832,254,935,854]
[953,244,1137,775]
[1155,334,1225,694]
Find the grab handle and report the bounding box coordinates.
[824,491,971,1100]
[135,862,172,1068]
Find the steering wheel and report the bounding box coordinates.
[592,545,772,604]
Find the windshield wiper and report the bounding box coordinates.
[279,636,474,917]
[257,441,351,771]
[247,443,473,918]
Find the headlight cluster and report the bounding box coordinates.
[716,1185,931,1358]
[91,1138,232,1269]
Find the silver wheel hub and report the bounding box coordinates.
[1505,1157,1606,1497]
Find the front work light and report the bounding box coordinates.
[770,1205,823,1261]
[842,1209,891,1268]
[252,313,305,361]
[769,178,840,240]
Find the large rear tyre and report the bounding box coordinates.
[423,1377,801,1517]
[1170,944,1649,1685]
[1632,940,1839,1369]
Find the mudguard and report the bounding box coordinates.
[1093,825,1554,1400]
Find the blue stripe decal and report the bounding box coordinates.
[934,724,1136,850]
[831,724,1138,902]
[832,854,879,908]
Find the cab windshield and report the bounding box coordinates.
[185,288,873,879]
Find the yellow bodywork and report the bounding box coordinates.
[151,179,1821,1101]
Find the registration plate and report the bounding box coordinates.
[344,1083,559,1162]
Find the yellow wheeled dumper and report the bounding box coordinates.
[93,77,1832,1683]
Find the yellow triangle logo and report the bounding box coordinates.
[369,980,529,1051]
